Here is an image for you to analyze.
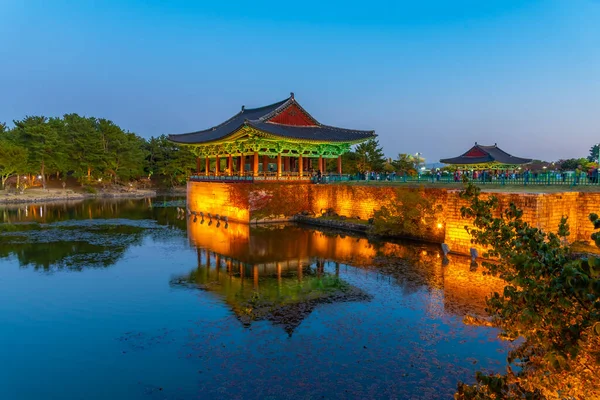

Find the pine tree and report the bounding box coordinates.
[354,139,386,173]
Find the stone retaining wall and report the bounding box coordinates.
[188,181,600,255]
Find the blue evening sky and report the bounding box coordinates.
[1,0,599,163]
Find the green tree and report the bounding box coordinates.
[12,116,65,189]
[559,158,589,171]
[98,119,147,183]
[0,136,28,189]
[355,139,386,173]
[339,151,360,175]
[145,135,195,186]
[392,153,418,176]
[62,114,106,182]
[456,184,600,399]
[383,159,396,173]
[588,144,600,163]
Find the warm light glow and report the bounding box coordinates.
[436,223,443,229]
[188,182,250,222]
[37,175,42,179]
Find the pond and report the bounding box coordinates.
[0,198,509,399]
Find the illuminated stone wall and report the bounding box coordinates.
[444,191,600,255]
[188,182,600,255]
[187,181,251,222]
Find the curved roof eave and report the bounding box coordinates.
[248,125,376,145]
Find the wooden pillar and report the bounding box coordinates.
[276,153,282,178]
[277,262,282,284]
[262,155,268,174]
[284,156,290,172]
[239,156,244,175]
[318,155,323,172]
[196,157,201,174]
[253,152,259,176]
[205,157,210,176]
[337,155,342,174]
[253,265,259,290]
[298,153,303,177]
[215,155,220,176]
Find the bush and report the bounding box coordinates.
[456,183,600,399]
[82,185,97,194]
[371,188,443,239]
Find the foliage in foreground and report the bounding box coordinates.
[455,184,600,399]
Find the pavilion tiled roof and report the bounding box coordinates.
[440,143,532,165]
[168,94,376,144]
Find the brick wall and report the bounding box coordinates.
[188,182,600,255]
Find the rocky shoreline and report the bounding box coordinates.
[292,215,369,233]
[0,188,157,205]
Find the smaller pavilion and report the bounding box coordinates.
[168,93,375,180]
[440,143,532,170]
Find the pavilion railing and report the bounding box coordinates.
[190,172,600,186]
[189,172,315,183]
[316,172,600,186]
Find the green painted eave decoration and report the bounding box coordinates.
[178,125,363,157]
[449,162,527,170]
[186,136,352,158]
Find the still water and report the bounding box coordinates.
[0,198,508,399]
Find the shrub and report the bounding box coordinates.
[82,185,97,194]
[456,184,600,399]
[371,188,443,239]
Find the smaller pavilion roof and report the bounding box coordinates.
[440,143,532,165]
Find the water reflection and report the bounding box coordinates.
[172,251,370,335]
[0,198,186,270]
[1,198,504,320]
[179,219,505,328]
[0,198,508,399]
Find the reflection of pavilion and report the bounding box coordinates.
[176,218,505,332]
[171,249,370,335]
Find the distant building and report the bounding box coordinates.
[440,143,532,170]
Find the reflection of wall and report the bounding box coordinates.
[188,218,251,259]
[188,182,600,255]
[186,221,505,318]
[441,255,506,317]
[187,220,379,265]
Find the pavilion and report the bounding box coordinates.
[440,143,532,170]
[168,93,375,180]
